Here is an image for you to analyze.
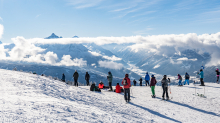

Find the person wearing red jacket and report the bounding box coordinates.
[115,83,123,93]
[150,75,157,98]
[121,74,131,102]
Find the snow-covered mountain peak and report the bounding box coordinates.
[45,33,62,39]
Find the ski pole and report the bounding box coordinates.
[130,87,133,97]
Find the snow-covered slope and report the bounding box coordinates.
[1,69,220,122]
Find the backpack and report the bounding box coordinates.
[123,78,128,86]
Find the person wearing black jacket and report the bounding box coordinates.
[85,72,90,86]
[184,72,190,85]
[133,79,137,86]
[216,68,219,83]
[139,77,143,86]
[161,75,170,100]
[73,70,79,87]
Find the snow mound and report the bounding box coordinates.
[0,69,220,122]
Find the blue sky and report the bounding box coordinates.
[0,0,220,43]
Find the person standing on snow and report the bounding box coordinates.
[121,74,131,102]
[184,72,190,85]
[139,77,143,86]
[161,75,170,100]
[198,69,205,86]
[133,79,137,86]
[73,70,79,87]
[61,73,65,82]
[145,72,150,86]
[216,68,219,84]
[177,74,183,86]
[107,71,113,91]
[85,71,90,86]
[150,75,157,98]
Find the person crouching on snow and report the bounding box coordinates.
[150,75,157,98]
[161,75,170,100]
[122,74,131,103]
[114,83,124,93]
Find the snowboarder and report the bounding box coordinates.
[85,71,90,86]
[121,74,131,102]
[184,72,190,85]
[61,73,65,82]
[114,83,123,93]
[145,72,150,86]
[139,77,142,86]
[177,74,183,86]
[133,79,137,86]
[150,75,157,98]
[198,69,205,86]
[107,71,113,91]
[90,83,101,92]
[161,75,170,100]
[216,68,219,83]
[73,70,79,87]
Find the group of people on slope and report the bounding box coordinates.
[133,72,151,86]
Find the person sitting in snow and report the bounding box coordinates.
[161,75,170,100]
[98,81,104,89]
[150,75,157,98]
[145,72,150,86]
[61,73,65,82]
[216,68,219,84]
[177,74,183,86]
[114,83,124,93]
[139,77,143,86]
[198,69,205,86]
[133,79,137,86]
[90,82,101,92]
[184,72,190,85]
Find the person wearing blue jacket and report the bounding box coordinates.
[145,72,150,86]
[198,69,205,86]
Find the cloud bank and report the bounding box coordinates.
[0,24,4,39]
[1,32,220,67]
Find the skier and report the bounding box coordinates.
[177,74,183,86]
[216,68,219,83]
[198,69,205,86]
[150,75,157,98]
[139,77,143,86]
[161,75,170,100]
[114,83,123,93]
[73,70,79,87]
[184,72,190,85]
[90,83,101,92]
[145,72,150,86]
[121,74,131,103]
[107,71,113,91]
[133,79,137,86]
[85,71,90,86]
[61,73,65,82]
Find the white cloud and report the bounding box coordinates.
[153,64,160,69]
[58,55,87,67]
[103,55,122,61]
[98,60,123,70]
[88,51,102,56]
[0,24,4,39]
[67,0,104,9]
[177,57,197,61]
[0,17,3,21]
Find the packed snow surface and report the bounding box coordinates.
[0,69,220,122]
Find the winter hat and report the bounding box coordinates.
[125,74,129,77]
[163,75,167,78]
[151,75,154,77]
[108,71,111,74]
[146,72,148,74]
[117,83,119,85]
[216,68,219,71]
[200,69,203,72]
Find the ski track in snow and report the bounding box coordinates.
[0,69,220,122]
